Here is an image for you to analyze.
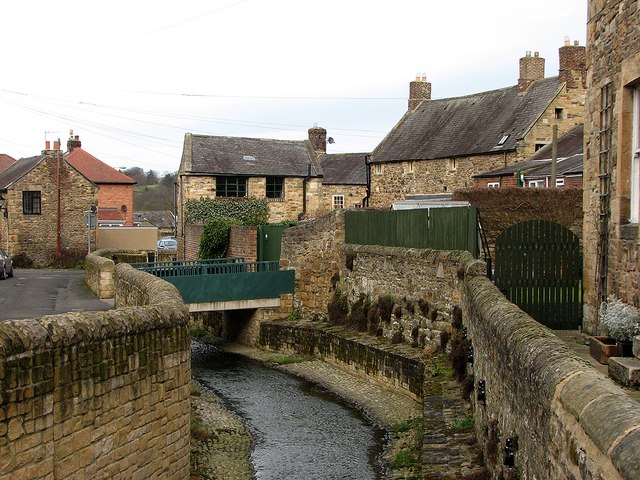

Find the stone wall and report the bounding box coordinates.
[84,249,149,299]
[0,257,191,480]
[463,264,639,480]
[259,321,425,399]
[280,210,345,318]
[583,0,640,333]
[0,151,98,267]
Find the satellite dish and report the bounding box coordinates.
[327,137,335,144]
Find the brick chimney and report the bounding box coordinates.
[518,51,545,92]
[409,73,431,111]
[67,129,82,152]
[308,126,327,153]
[559,38,586,90]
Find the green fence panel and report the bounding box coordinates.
[257,225,289,262]
[344,207,478,257]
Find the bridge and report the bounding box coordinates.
[132,258,295,312]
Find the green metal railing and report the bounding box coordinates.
[132,258,294,304]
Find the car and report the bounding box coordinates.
[0,249,13,279]
[157,237,177,250]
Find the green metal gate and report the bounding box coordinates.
[495,220,582,329]
[257,225,289,262]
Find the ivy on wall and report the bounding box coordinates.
[198,217,244,258]
[185,198,269,226]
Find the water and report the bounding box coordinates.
[192,343,384,480]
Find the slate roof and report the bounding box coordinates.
[183,134,322,177]
[474,124,583,178]
[134,210,175,229]
[66,148,136,184]
[372,77,563,163]
[0,156,42,190]
[525,154,583,178]
[0,154,16,173]
[529,124,584,160]
[317,153,368,185]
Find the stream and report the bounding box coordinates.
[192,342,385,480]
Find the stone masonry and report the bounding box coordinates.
[0,254,191,480]
[583,0,640,333]
[0,150,97,266]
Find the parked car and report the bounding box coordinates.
[157,237,177,250]
[0,249,13,279]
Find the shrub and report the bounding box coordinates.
[186,197,269,225]
[11,252,33,268]
[48,248,85,268]
[327,289,348,325]
[198,216,243,258]
[346,295,371,332]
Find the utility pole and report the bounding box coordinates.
[551,125,558,187]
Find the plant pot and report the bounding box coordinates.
[589,336,619,365]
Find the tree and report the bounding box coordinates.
[123,166,146,184]
[145,169,159,185]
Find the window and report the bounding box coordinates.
[372,164,382,175]
[23,191,41,214]
[405,161,414,174]
[534,143,547,151]
[554,108,564,119]
[216,177,247,197]
[631,86,640,222]
[448,158,457,171]
[332,195,344,210]
[528,180,545,188]
[266,177,284,199]
[555,178,565,188]
[487,182,500,188]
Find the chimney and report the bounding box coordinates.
[308,126,327,153]
[67,129,82,152]
[409,73,431,111]
[558,38,586,90]
[518,51,545,92]
[53,140,61,151]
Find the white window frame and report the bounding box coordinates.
[372,164,382,175]
[528,179,545,188]
[487,182,500,188]
[631,86,640,223]
[332,195,345,210]
[448,158,457,171]
[556,178,565,187]
[405,161,414,174]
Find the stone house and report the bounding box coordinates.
[368,41,587,208]
[583,0,640,334]
[0,154,16,174]
[0,142,98,266]
[177,126,367,257]
[474,124,583,188]
[65,134,137,226]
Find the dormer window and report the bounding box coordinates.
[554,108,564,119]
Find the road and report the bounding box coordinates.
[0,269,113,321]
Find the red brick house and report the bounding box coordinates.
[0,154,16,174]
[65,134,136,226]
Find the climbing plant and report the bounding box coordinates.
[186,198,269,226]
[198,217,243,259]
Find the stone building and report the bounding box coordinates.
[134,210,176,238]
[474,124,583,188]
[65,133,137,226]
[369,41,587,208]
[177,126,367,258]
[583,0,640,333]
[0,142,98,266]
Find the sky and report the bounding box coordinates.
[0,0,587,174]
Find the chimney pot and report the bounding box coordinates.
[564,36,571,46]
[45,140,51,150]
[574,40,579,46]
[415,73,420,81]
[54,141,60,151]
[534,51,539,57]
[526,50,531,57]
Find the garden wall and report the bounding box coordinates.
[0,258,191,480]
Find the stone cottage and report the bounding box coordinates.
[368,41,587,208]
[474,124,583,188]
[177,126,367,258]
[65,133,137,226]
[583,0,640,333]
[0,141,98,266]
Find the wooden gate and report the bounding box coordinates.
[495,220,582,329]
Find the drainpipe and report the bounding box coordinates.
[364,155,371,207]
[56,145,62,253]
[551,125,558,188]
[300,163,311,220]
[179,174,185,259]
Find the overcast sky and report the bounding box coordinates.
[0,0,586,173]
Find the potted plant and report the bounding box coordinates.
[590,296,640,363]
